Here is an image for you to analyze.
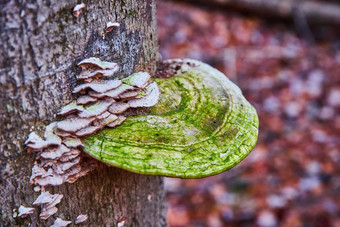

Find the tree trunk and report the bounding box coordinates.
[0,0,166,226]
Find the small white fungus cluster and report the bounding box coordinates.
[72,3,86,18]
[21,57,160,224]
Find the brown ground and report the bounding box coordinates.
[157,1,340,226]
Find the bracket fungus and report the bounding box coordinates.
[75,214,88,224]
[72,3,85,18]
[83,59,259,178]
[26,57,159,190]
[25,57,161,221]
[51,217,72,227]
[105,22,120,34]
[33,191,63,219]
[17,206,35,218]
[25,57,258,222]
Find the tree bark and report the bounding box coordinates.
[0,0,166,226]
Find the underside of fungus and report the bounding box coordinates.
[25,57,160,221]
[83,59,259,178]
[105,21,120,34]
[72,3,85,18]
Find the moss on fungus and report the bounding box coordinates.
[83,59,259,178]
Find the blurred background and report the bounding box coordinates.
[156,0,340,226]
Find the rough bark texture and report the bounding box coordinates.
[0,0,166,226]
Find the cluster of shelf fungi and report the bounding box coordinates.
[20,57,160,226]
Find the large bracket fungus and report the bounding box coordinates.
[83,59,259,178]
[24,58,258,223]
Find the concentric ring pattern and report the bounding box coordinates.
[83,59,259,178]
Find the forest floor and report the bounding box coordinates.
[157,1,340,226]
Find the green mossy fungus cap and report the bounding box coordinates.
[83,59,259,178]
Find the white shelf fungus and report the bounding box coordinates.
[33,191,63,219]
[33,191,62,206]
[25,57,160,221]
[59,149,81,162]
[77,57,118,70]
[51,217,72,227]
[73,80,122,94]
[78,67,119,81]
[25,131,61,150]
[90,84,135,99]
[105,22,120,34]
[98,114,118,127]
[106,115,127,128]
[77,95,97,105]
[97,111,111,119]
[108,102,130,114]
[74,125,101,137]
[18,205,35,218]
[40,206,58,220]
[73,3,85,18]
[39,144,70,159]
[128,82,160,107]
[119,90,139,99]
[122,72,150,88]
[75,214,88,224]
[58,101,85,116]
[63,137,84,148]
[77,99,115,118]
[57,117,96,132]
